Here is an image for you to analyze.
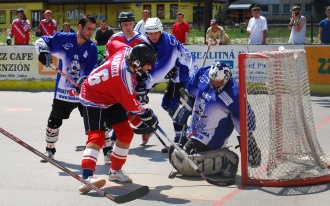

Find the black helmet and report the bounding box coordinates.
[118,11,135,23]
[16,8,24,14]
[129,42,157,70]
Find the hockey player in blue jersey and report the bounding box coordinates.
[35,15,99,164]
[139,17,198,149]
[179,61,261,168]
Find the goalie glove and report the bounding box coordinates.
[135,83,149,105]
[38,48,52,67]
[6,37,11,45]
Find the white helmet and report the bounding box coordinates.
[145,17,163,33]
[208,61,232,93]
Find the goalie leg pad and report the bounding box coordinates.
[170,147,239,177]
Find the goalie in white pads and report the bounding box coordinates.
[170,61,260,177]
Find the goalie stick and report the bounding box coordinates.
[0,126,149,204]
[156,125,236,187]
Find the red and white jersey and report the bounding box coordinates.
[38,19,57,36]
[105,31,148,59]
[8,19,30,45]
[80,40,146,115]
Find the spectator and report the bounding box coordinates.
[60,22,75,33]
[36,10,57,37]
[205,18,230,45]
[134,10,150,36]
[288,5,306,44]
[172,12,189,45]
[318,6,330,44]
[6,8,30,45]
[94,19,114,46]
[247,7,267,45]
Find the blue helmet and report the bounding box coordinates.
[208,61,232,93]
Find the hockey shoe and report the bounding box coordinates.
[139,133,153,146]
[108,169,132,183]
[40,150,54,163]
[78,176,106,194]
[247,134,261,168]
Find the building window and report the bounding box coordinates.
[0,10,5,24]
[157,4,165,19]
[260,5,269,15]
[10,10,17,23]
[170,4,178,19]
[272,5,280,14]
[143,4,151,16]
[283,4,291,14]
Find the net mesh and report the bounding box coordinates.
[242,49,330,184]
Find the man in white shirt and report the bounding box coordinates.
[134,10,150,36]
[247,7,268,44]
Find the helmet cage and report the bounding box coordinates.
[208,62,231,93]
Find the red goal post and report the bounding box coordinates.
[238,49,330,187]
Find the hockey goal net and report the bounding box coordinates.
[238,49,330,186]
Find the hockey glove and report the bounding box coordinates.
[6,37,11,45]
[164,67,177,80]
[76,76,87,94]
[38,48,52,67]
[140,108,158,130]
[36,29,41,37]
[136,83,149,105]
[136,71,149,83]
[98,54,107,66]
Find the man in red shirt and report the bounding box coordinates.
[78,41,158,192]
[36,10,57,36]
[6,8,30,45]
[172,12,189,44]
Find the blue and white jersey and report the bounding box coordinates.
[145,31,198,90]
[186,66,256,149]
[35,32,98,103]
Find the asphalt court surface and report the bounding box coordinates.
[0,91,330,206]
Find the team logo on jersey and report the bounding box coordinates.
[194,98,207,119]
[62,43,73,50]
[83,50,88,58]
[67,60,81,79]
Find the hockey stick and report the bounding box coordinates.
[202,38,212,66]
[156,125,235,187]
[153,131,169,153]
[50,64,80,88]
[0,127,149,204]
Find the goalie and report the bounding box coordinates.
[169,61,261,177]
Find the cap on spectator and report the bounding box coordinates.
[44,10,52,14]
[210,18,217,24]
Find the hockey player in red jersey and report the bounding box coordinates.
[78,40,158,193]
[7,8,30,45]
[36,10,57,37]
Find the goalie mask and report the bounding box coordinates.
[128,42,157,71]
[208,61,231,94]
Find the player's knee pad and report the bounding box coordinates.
[111,121,134,144]
[47,116,63,129]
[170,147,239,177]
[45,127,59,144]
[86,130,106,149]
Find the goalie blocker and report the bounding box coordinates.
[169,88,195,125]
[169,146,239,177]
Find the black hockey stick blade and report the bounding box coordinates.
[75,145,86,151]
[0,127,149,203]
[156,125,236,187]
[111,185,149,204]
